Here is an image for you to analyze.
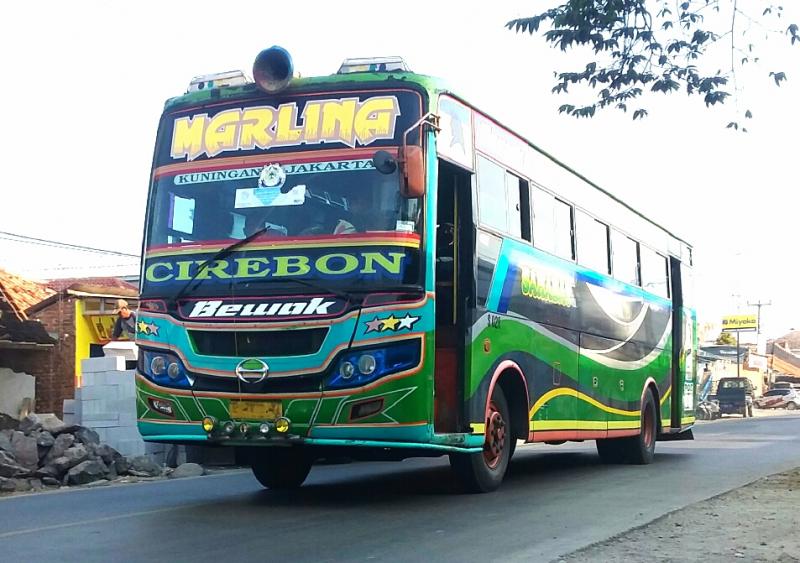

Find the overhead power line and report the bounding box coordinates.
[0,231,140,258]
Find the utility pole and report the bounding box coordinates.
[747,299,772,342]
[748,299,772,389]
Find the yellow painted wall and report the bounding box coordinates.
[73,299,130,387]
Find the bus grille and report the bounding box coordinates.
[189,327,328,357]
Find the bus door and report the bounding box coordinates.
[434,160,472,433]
[669,257,695,429]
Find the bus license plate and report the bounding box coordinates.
[230,400,282,420]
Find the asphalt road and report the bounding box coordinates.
[2,414,800,563]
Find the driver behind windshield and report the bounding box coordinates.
[332,192,372,235]
[244,192,378,237]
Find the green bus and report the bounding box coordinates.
[136,46,696,492]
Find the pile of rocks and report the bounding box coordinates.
[0,413,184,493]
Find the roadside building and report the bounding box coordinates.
[766,332,800,382]
[26,277,138,416]
[698,345,764,397]
[0,268,57,417]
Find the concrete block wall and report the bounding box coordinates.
[73,357,171,462]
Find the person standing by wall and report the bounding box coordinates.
[112,299,136,339]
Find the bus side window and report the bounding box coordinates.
[640,246,670,298]
[531,186,554,253]
[476,156,509,233]
[476,155,529,241]
[532,187,574,260]
[576,210,610,274]
[552,198,574,261]
[516,177,531,242]
[611,229,640,287]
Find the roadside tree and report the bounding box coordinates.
[507,1,798,129]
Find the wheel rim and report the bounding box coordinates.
[483,400,506,469]
[642,402,655,449]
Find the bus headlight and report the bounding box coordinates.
[150,355,166,376]
[140,350,193,389]
[357,354,376,375]
[327,340,421,390]
[339,361,356,380]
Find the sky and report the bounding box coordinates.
[1,1,798,339]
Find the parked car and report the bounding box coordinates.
[754,388,800,410]
[716,377,755,417]
[772,382,800,391]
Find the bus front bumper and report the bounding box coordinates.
[138,420,484,453]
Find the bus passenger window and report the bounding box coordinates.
[505,172,522,239]
[576,211,610,274]
[531,187,574,260]
[640,246,669,298]
[476,156,527,240]
[611,230,640,287]
[552,198,574,261]
[477,156,509,233]
[531,186,555,254]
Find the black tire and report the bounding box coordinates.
[596,436,628,463]
[250,448,313,490]
[596,388,657,465]
[788,402,797,411]
[449,386,511,493]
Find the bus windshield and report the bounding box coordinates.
[147,158,420,245]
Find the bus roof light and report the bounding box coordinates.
[337,56,410,74]
[188,70,250,93]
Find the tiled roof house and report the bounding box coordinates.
[0,268,56,418]
[0,268,55,346]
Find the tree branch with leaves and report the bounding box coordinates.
[507,1,798,129]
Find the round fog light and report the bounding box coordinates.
[357,354,376,375]
[167,362,181,379]
[222,421,235,435]
[259,423,271,435]
[239,423,249,435]
[339,361,355,380]
[275,417,291,433]
[202,416,216,432]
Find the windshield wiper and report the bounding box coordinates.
[171,225,278,302]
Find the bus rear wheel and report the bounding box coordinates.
[596,388,657,465]
[450,386,511,493]
[250,447,313,490]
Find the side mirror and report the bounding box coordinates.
[372,150,398,174]
[400,145,425,198]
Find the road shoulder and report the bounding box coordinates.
[561,466,800,562]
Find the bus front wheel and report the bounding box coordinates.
[450,386,511,493]
[596,388,657,465]
[250,447,313,490]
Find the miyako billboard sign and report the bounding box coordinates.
[722,314,758,332]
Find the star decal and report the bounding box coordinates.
[365,317,383,333]
[397,314,419,330]
[364,314,421,333]
[136,320,160,336]
[380,315,400,332]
